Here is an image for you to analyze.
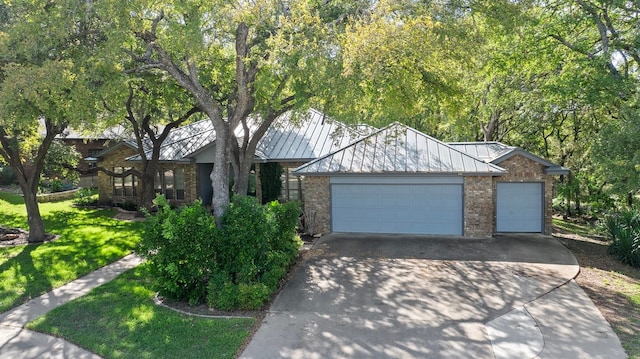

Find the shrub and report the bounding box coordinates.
[138,196,218,305]
[600,209,640,267]
[0,165,15,185]
[73,188,98,207]
[206,196,301,310]
[140,195,302,310]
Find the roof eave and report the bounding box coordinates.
[292,171,507,177]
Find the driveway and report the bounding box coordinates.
[240,234,626,359]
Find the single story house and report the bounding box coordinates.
[92,110,568,237]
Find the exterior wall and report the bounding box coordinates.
[302,176,330,235]
[494,154,553,234]
[97,146,140,204]
[97,146,197,206]
[464,176,494,237]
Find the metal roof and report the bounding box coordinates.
[294,122,507,176]
[448,141,570,175]
[127,119,215,162]
[125,108,367,163]
[447,142,514,162]
[255,109,368,162]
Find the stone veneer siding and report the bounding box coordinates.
[494,154,553,235]
[97,146,140,204]
[302,176,330,235]
[98,145,197,205]
[464,176,494,237]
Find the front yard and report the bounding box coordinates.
[2,192,638,358]
[554,218,640,358]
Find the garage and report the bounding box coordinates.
[496,182,543,233]
[331,176,463,235]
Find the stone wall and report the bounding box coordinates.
[464,176,494,237]
[494,154,553,234]
[97,145,140,204]
[302,176,330,235]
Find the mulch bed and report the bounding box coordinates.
[0,226,58,246]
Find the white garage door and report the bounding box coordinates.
[331,176,463,235]
[496,182,543,233]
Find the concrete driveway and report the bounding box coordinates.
[240,234,626,359]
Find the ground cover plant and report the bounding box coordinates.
[138,195,302,310]
[554,217,640,358]
[27,264,254,359]
[0,191,142,312]
[599,209,640,267]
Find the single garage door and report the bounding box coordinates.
[496,182,543,232]
[331,176,463,235]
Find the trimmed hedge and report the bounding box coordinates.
[138,195,301,309]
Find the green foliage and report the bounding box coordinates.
[0,165,15,185]
[73,188,99,207]
[207,196,301,310]
[259,162,283,203]
[138,196,217,305]
[43,140,82,183]
[600,209,640,267]
[139,195,301,310]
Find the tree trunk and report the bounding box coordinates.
[139,162,157,211]
[232,154,253,196]
[211,123,230,224]
[22,187,46,243]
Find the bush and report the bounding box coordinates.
[73,188,98,207]
[206,196,302,309]
[600,209,640,267]
[139,195,302,310]
[0,165,15,185]
[138,196,218,305]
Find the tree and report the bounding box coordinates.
[102,0,349,220]
[0,0,106,242]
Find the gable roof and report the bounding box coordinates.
[293,122,507,176]
[448,142,569,175]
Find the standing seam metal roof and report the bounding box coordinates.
[293,122,507,175]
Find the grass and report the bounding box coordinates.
[27,264,255,359]
[552,217,601,238]
[0,191,142,312]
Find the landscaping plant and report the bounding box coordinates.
[138,195,302,309]
[601,209,640,267]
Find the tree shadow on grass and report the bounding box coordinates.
[0,243,52,313]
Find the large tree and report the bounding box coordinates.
[101,0,351,220]
[0,1,106,242]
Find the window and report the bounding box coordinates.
[113,167,137,197]
[280,167,303,202]
[157,168,186,200]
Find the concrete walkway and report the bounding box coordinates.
[0,254,143,359]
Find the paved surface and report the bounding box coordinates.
[0,254,143,359]
[240,234,626,359]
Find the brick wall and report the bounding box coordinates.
[302,176,330,235]
[464,176,494,237]
[61,138,109,173]
[494,154,554,234]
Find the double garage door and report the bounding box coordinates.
[331,176,463,235]
[330,177,544,235]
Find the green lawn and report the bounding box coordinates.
[0,191,142,312]
[27,264,254,359]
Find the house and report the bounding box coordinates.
[294,122,568,237]
[93,111,568,237]
[91,109,366,206]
